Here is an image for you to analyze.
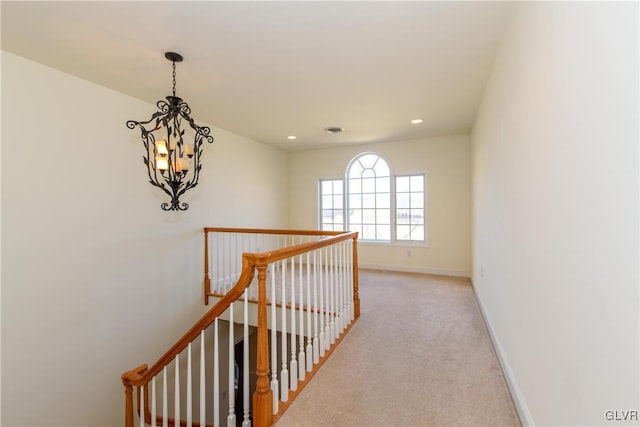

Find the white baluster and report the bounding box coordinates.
[200,331,206,427]
[280,259,289,402]
[242,292,251,427]
[213,233,218,294]
[270,264,280,414]
[330,244,337,344]
[319,247,326,357]
[344,241,349,327]
[174,354,180,422]
[227,303,236,427]
[306,252,313,372]
[234,233,239,284]
[336,242,344,336]
[346,240,353,325]
[348,241,354,321]
[162,367,168,427]
[324,246,333,350]
[222,233,228,292]
[139,383,144,427]
[187,343,193,427]
[290,254,298,391]
[312,250,320,364]
[214,318,220,427]
[298,254,305,381]
[151,377,156,427]
[340,241,346,329]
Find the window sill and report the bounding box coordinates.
[359,240,429,249]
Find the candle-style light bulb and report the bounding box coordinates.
[155,139,168,156]
[180,156,191,171]
[184,143,194,158]
[156,156,169,171]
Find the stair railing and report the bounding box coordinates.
[122,228,359,427]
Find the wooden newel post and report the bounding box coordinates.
[123,382,134,427]
[253,264,274,427]
[122,364,147,427]
[352,235,360,318]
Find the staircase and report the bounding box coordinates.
[121,227,360,427]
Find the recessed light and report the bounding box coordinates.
[411,118,424,124]
[287,135,297,140]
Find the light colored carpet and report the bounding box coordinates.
[274,269,521,427]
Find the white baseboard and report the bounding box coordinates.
[358,262,470,278]
[471,281,535,427]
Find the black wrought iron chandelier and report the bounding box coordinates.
[127,52,214,211]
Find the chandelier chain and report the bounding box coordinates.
[172,61,177,97]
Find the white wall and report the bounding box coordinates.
[289,135,471,277]
[0,51,288,426]
[471,2,639,426]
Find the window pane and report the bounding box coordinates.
[376,209,390,224]
[410,175,424,191]
[322,180,333,193]
[362,209,376,223]
[349,162,363,178]
[362,225,376,240]
[410,209,424,225]
[397,193,410,209]
[322,195,332,208]
[350,208,362,224]
[397,209,410,224]
[376,177,390,192]
[397,225,411,240]
[333,195,343,209]
[349,195,361,209]
[362,194,375,209]
[359,154,378,169]
[376,225,391,240]
[349,224,362,235]
[374,160,390,177]
[396,176,410,192]
[411,193,424,208]
[362,177,375,193]
[349,178,361,193]
[411,225,424,241]
[376,193,390,208]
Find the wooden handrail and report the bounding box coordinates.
[124,228,359,427]
[122,256,256,388]
[204,226,345,236]
[252,232,357,265]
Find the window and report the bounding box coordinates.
[395,175,425,241]
[318,153,426,243]
[319,179,344,231]
[347,153,391,241]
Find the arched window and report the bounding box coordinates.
[318,152,426,243]
[346,153,391,241]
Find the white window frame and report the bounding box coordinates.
[395,173,427,243]
[317,154,428,245]
[318,178,345,231]
[345,152,392,242]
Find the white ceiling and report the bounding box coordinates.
[1,1,513,152]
